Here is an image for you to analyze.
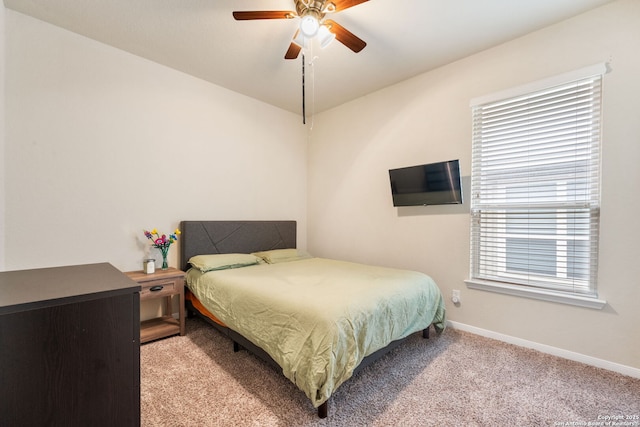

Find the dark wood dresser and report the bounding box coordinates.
[0,263,141,426]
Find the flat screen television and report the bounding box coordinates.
[389,159,463,206]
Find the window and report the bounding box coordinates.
[467,64,607,309]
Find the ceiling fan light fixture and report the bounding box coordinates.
[293,31,309,49]
[318,25,335,49]
[299,15,320,37]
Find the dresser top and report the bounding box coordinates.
[0,263,140,315]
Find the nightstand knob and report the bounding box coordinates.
[150,285,164,292]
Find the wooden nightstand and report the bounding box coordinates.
[125,267,185,344]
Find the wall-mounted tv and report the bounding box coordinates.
[389,159,463,206]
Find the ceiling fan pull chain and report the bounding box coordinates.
[302,53,306,124]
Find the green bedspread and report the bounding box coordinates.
[186,257,446,408]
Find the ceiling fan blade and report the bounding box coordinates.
[284,30,303,60]
[324,19,366,53]
[232,11,296,20]
[285,42,302,60]
[330,0,369,12]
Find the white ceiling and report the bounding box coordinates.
[4,0,616,115]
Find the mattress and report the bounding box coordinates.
[186,257,446,407]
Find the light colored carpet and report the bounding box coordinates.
[141,318,640,426]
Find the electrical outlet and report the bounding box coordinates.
[451,289,461,304]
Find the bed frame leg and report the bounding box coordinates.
[423,325,430,339]
[233,341,240,353]
[318,401,328,418]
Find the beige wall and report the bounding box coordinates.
[2,1,638,373]
[0,5,5,270]
[3,10,308,275]
[308,0,640,371]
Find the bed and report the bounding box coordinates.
[180,220,446,418]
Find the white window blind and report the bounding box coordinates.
[470,69,603,299]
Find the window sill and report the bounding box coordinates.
[464,279,607,309]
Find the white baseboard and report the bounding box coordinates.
[447,320,640,379]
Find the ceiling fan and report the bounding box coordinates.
[233,0,368,60]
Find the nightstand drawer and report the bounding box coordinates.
[140,280,178,299]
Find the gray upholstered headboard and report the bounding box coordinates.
[179,221,297,271]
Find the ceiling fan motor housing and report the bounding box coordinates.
[296,0,328,20]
